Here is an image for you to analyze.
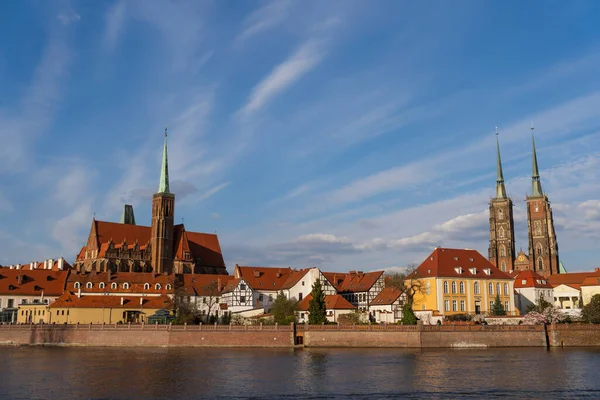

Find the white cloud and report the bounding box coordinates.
[104,1,127,50]
[57,10,80,25]
[198,182,230,202]
[236,0,292,43]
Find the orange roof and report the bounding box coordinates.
[409,248,513,280]
[371,287,404,305]
[221,278,242,294]
[50,292,173,309]
[547,270,600,288]
[321,270,384,293]
[581,276,600,287]
[181,274,235,296]
[0,259,72,271]
[66,272,174,294]
[234,266,311,291]
[0,269,69,296]
[297,294,355,311]
[513,270,553,289]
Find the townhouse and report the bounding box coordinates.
[296,294,355,323]
[370,287,406,323]
[512,270,553,315]
[322,270,385,312]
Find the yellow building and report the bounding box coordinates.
[408,248,516,316]
[17,292,173,324]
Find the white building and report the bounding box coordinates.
[322,270,385,313]
[369,287,406,323]
[512,270,553,315]
[296,294,355,323]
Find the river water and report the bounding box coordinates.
[1,347,599,399]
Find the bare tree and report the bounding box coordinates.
[386,264,423,307]
[201,281,221,324]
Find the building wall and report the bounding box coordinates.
[514,287,553,315]
[488,198,515,272]
[581,285,600,306]
[553,285,581,309]
[45,307,163,324]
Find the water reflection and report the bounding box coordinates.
[1,347,600,399]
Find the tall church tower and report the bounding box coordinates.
[488,129,515,272]
[151,129,175,274]
[526,125,559,277]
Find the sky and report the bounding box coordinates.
[1,1,600,273]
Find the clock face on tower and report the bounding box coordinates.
[518,254,526,262]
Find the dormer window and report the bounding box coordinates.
[74,282,81,289]
[454,267,463,274]
[522,280,526,285]
[469,258,474,262]
[469,268,477,275]
[166,284,172,290]
[155,283,161,290]
[144,283,150,290]
[123,283,130,290]
[453,257,458,261]
[99,283,106,289]
[86,282,93,289]
[483,268,491,275]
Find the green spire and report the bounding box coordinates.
[158,128,170,194]
[495,127,507,199]
[530,123,543,197]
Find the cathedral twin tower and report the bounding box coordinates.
[488,126,560,278]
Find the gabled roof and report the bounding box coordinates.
[296,294,355,311]
[181,274,235,296]
[409,248,513,280]
[547,270,600,288]
[0,269,69,296]
[234,266,311,291]
[371,287,404,305]
[321,270,384,293]
[581,276,600,287]
[513,270,552,289]
[66,272,174,294]
[50,292,173,309]
[221,278,242,294]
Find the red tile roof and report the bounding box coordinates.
[66,272,174,294]
[50,292,173,309]
[0,269,69,296]
[371,287,404,306]
[513,270,553,289]
[234,266,311,291]
[0,259,71,271]
[181,274,236,296]
[297,294,355,311]
[547,270,600,289]
[410,248,513,280]
[321,270,384,293]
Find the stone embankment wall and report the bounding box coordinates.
[1,323,600,348]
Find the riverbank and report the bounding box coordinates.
[1,323,599,348]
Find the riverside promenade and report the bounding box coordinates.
[2,323,600,348]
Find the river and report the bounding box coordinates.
[1,347,599,399]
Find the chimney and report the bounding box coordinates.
[333,274,337,284]
[217,278,222,292]
[32,261,38,270]
[48,259,54,270]
[349,270,356,275]
[16,264,21,270]
[77,288,81,298]
[120,297,124,306]
[9,265,13,269]
[17,274,24,285]
[58,257,64,271]
[140,297,144,305]
[358,271,364,276]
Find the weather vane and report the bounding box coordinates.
[495,126,499,136]
[164,126,168,137]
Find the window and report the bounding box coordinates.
[443,281,448,294]
[166,284,172,290]
[268,295,273,302]
[501,261,506,272]
[111,282,118,289]
[490,301,494,310]
[537,258,543,271]
[259,294,263,301]
[86,282,93,289]
[144,283,150,290]
[483,268,491,275]
[469,268,477,275]
[61,310,65,316]
[534,222,542,236]
[299,293,303,301]
[504,301,509,311]
[99,283,105,289]
[499,227,505,238]
[74,282,81,289]
[426,282,431,295]
[302,281,305,286]
[489,283,494,295]
[155,284,161,290]
[460,300,465,312]
[452,300,457,312]
[444,300,450,312]
[451,282,457,294]
[474,282,480,294]
[496,283,500,295]
[536,243,543,256]
[500,246,506,257]
[240,296,246,303]
[240,284,247,291]
[123,283,130,290]
[504,283,509,295]
[498,209,503,220]
[459,282,465,294]
[535,203,539,212]
[454,267,463,274]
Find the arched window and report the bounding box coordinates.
[74,282,80,289]
[123,283,130,290]
[451,281,457,294]
[498,209,503,220]
[426,282,431,294]
[155,283,161,290]
[537,258,543,271]
[496,283,500,295]
[536,243,543,256]
[459,282,465,294]
[474,282,480,294]
[501,261,506,272]
[111,282,118,289]
[99,283,105,289]
[443,281,448,294]
[504,283,509,295]
[86,282,93,289]
[500,246,506,257]
[488,283,493,294]
[535,203,539,212]
[166,284,172,290]
[144,283,150,290]
[499,227,505,239]
[534,221,542,236]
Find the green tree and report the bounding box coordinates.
[308,280,327,325]
[400,304,418,325]
[582,294,600,324]
[491,294,506,316]
[271,291,297,325]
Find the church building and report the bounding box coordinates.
[488,126,560,278]
[73,130,227,276]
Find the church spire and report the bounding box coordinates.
[530,123,543,197]
[495,127,507,199]
[158,127,170,194]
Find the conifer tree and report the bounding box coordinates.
[308,279,327,324]
[491,293,506,316]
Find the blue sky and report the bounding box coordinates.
[1,1,600,273]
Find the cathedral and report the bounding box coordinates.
[73,131,228,276]
[488,126,561,278]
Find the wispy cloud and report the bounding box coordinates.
[104,1,127,50]
[57,10,80,25]
[236,0,292,43]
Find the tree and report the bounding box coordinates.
[525,297,553,314]
[337,309,363,325]
[386,264,423,308]
[400,304,418,325]
[308,280,327,325]
[523,306,565,325]
[172,279,196,324]
[490,294,506,316]
[582,294,600,324]
[200,281,220,324]
[271,291,297,325]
